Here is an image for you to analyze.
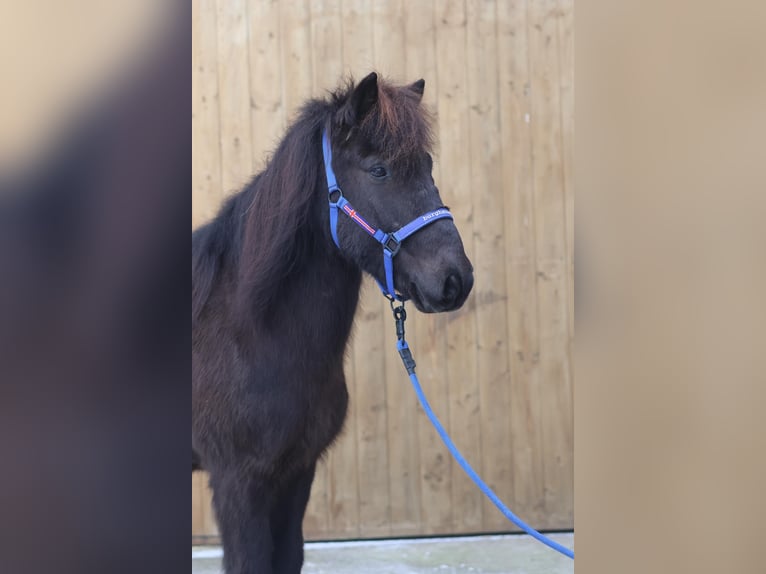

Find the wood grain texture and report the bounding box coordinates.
[496,0,546,528]
[434,0,484,534]
[372,0,423,537]
[308,0,360,540]
[527,0,574,526]
[215,0,254,194]
[192,0,573,542]
[465,0,514,532]
[192,0,223,228]
[405,0,454,537]
[247,0,285,167]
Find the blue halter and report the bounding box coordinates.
[322,129,453,301]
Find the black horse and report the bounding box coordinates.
[192,72,474,574]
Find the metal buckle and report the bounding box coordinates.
[328,187,343,204]
[383,235,401,256]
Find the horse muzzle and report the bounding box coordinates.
[407,261,474,313]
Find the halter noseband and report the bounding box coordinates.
[322,129,453,301]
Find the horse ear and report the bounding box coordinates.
[408,79,425,100]
[343,72,378,125]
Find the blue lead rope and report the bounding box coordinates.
[322,128,573,560]
[391,303,575,560]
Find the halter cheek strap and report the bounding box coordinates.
[322,129,453,301]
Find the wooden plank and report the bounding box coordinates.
[310,0,343,94]
[350,281,392,538]
[216,0,254,195]
[309,0,359,540]
[279,0,313,122]
[192,472,204,538]
[557,0,575,349]
[526,0,574,528]
[496,0,546,529]
[341,0,375,78]
[192,0,223,229]
[558,0,575,526]
[272,1,330,539]
[464,0,514,533]
[247,0,285,169]
[558,0,575,525]
[340,1,392,538]
[367,0,423,538]
[372,0,406,80]
[410,311,453,536]
[434,0,483,534]
[200,472,219,538]
[191,1,225,538]
[556,0,575,523]
[405,0,455,537]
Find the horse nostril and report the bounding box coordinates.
[442,273,462,307]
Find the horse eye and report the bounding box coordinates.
[369,166,388,179]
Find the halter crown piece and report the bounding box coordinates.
[321,129,453,301]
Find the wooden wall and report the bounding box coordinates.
[192,0,573,542]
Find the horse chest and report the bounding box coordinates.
[292,373,349,459]
[235,361,349,471]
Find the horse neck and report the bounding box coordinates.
[276,228,362,356]
[238,186,363,360]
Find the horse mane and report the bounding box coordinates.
[192,76,435,323]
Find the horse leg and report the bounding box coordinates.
[210,466,275,574]
[271,464,316,574]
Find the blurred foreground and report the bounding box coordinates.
[0,2,188,573]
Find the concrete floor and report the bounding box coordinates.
[192,532,574,574]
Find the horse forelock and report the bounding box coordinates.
[329,76,435,172]
[359,80,435,170]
